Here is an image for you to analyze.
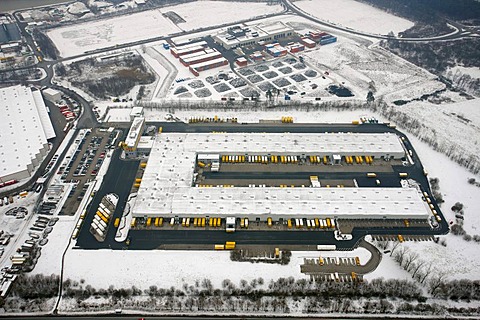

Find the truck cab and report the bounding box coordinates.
[226,217,236,232]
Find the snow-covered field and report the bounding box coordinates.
[303,39,445,103]
[47,10,181,57]
[59,247,371,290]
[160,1,283,31]
[295,0,414,35]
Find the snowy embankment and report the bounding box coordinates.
[367,130,480,282]
[377,99,480,174]
[294,0,414,35]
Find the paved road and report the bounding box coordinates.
[74,122,448,251]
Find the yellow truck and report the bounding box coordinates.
[114,218,120,228]
[131,217,137,227]
[367,173,377,178]
[267,217,273,227]
[225,241,236,250]
[146,217,152,227]
[214,244,225,250]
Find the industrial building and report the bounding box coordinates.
[122,117,145,157]
[42,88,62,103]
[0,85,56,182]
[131,132,429,220]
[213,22,294,50]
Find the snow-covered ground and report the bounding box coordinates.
[47,1,283,58]
[303,39,445,103]
[448,66,480,79]
[159,1,283,31]
[47,10,181,57]
[294,0,414,35]
[59,247,371,291]
[367,128,480,282]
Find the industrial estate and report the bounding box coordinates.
[0,0,479,316]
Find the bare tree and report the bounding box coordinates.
[419,262,434,284]
[389,241,401,256]
[404,252,420,271]
[393,246,409,266]
[411,260,426,278]
[428,270,448,296]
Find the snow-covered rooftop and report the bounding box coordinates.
[132,132,425,219]
[124,117,144,149]
[0,85,56,179]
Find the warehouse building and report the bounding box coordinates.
[0,85,56,182]
[131,132,429,220]
[122,117,145,157]
[213,22,294,50]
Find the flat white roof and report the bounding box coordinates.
[124,117,144,148]
[132,132,420,218]
[182,50,221,64]
[0,85,56,179]
[135,187,429,218]
[190,57,227,70]
[42,88,61,97]
[180,49,215,61]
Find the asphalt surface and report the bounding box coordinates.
[74,122,448,251]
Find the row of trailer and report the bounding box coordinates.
[344,155,374,164]
[222,155,300,164]
[288,218,336,229]
[423,191,442,223]
[90,202,113,238]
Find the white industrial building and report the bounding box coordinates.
[0,85,56,181]
[131,132,429,220]
[42,88,62,103]
[122,117,145,157]
[213,22,294,50]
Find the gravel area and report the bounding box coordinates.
[278,66,293,74]
[194,88,212,98]
[205,76,220,85]
[238,68,254,76]
[283,58,297,64]
[174,86,188,95]
[239,87,260,98]
[293,62,306,70]
[253,65,269,72]
[272,61,284,68]
[213,83,231,93]
[304,70,318,77]
[263,71,278,79]
[258,82,276,92]
[188,80,205,89]
[273,78,291,87]
[247,74,264,83]
[290,73,307,83]
[229,77,247,88]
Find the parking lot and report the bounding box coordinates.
[57,129,118,216]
